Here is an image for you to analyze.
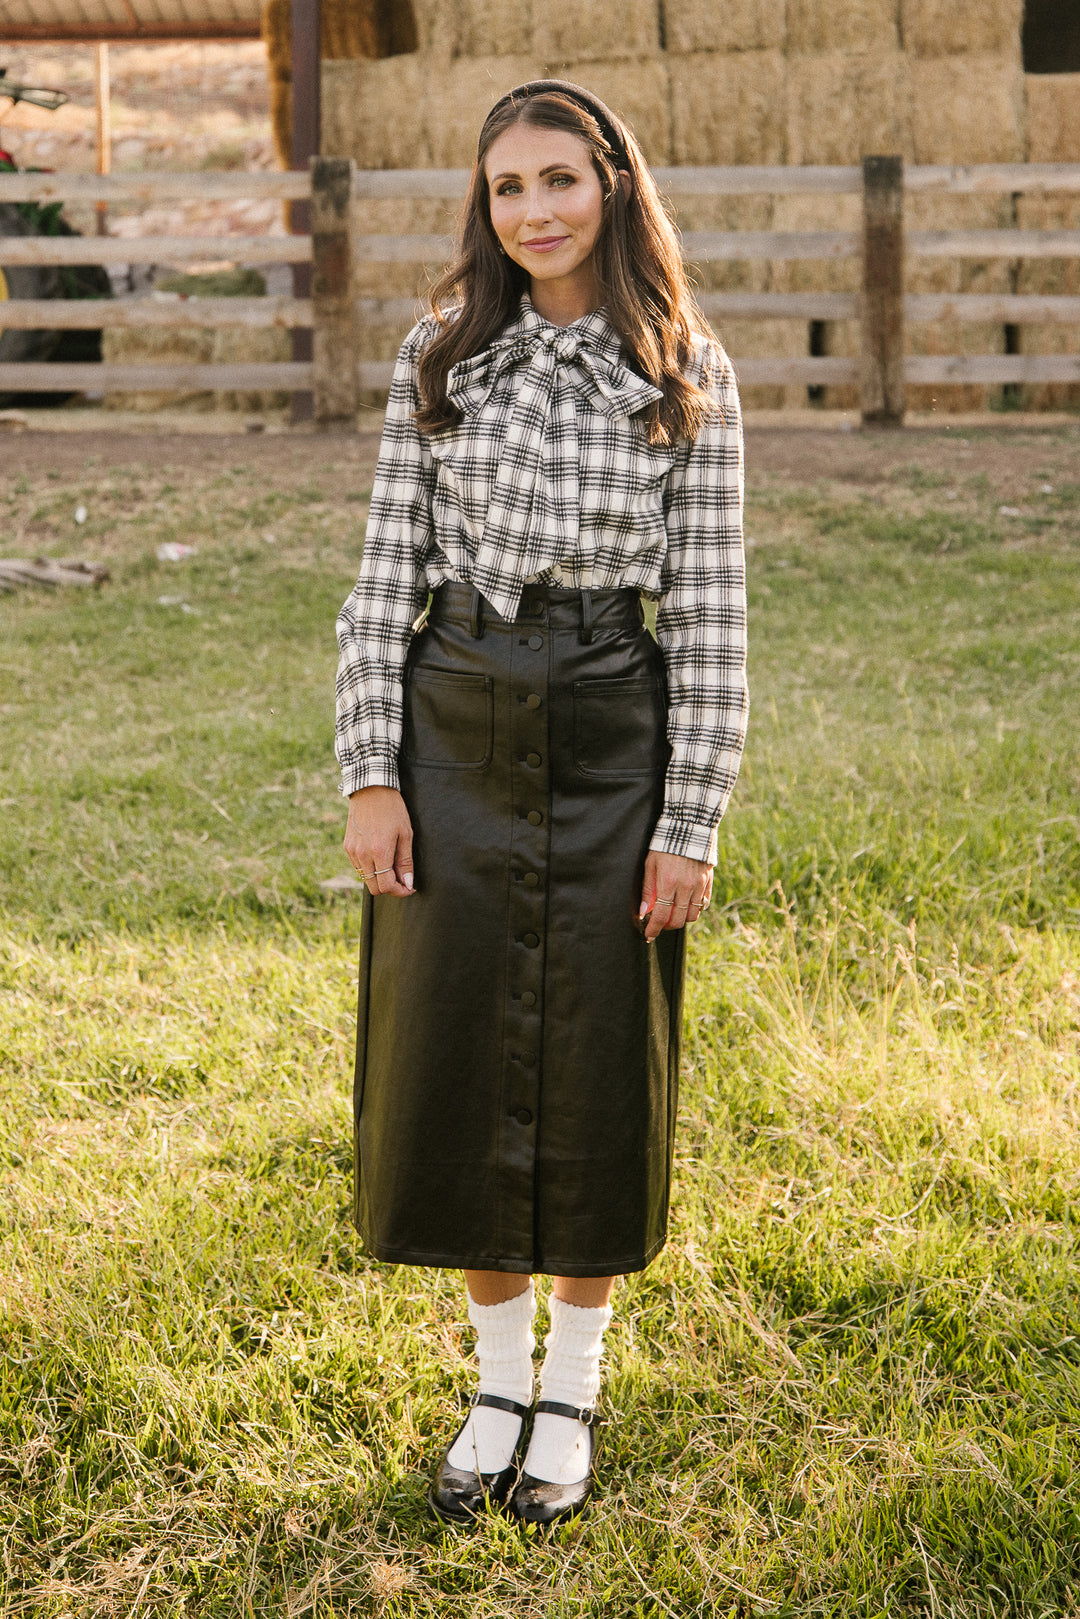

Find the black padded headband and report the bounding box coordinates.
[480,79,631,171]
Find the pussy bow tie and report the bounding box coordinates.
[444,316,664,622]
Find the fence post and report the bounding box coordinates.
[860,154,905,426]
[310,156,358,431]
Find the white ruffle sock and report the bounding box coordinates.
[522,1294,613,1485]
[446,1281,536,1474]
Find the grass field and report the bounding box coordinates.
[2,428,1079,1616]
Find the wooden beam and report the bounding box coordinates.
[910,229,1080,257]
[0,297,312,329]
[861,154,905,427]
[310,156,358,429]
[94,43,111,236]
[0,172,310,204]
[0,236,311,265]
[289,0,321,423]
[904,355,1080,383]
[906,293,1080,322]
[0,362,313,391]
[0,23,261,40]
[907,163,1080,194]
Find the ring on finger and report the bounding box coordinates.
[655,896,676,907]
[373,866,394,876]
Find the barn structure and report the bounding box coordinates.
[3,0,1079,411]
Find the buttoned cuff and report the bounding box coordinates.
[339,755,401,796]
[648,814,719,865]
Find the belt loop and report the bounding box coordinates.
[469,587,484,639]
[580,588,594,644]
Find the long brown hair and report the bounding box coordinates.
[414,90,718,446]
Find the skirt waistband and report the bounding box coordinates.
[428,580,645,642]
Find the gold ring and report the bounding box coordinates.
[355,868,372,881]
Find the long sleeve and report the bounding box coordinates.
[335,322,437,796]
[650,340,749,863]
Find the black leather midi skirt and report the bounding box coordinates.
[351,581,686,1276]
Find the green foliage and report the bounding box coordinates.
[0,438,1079,1613]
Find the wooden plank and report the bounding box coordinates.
[735,358,859,384]
[904,355,1080,383]
[907,163,1080,194]
[0,297,312,330]
[0,236,312,266]
[907,293,1080,322]
[0,172,310,204]
[355,233,456,262]
[654,165,862,196]
[311,156,358,429]
[861,155,905,426]
[0,23,261,41]
[353,170,472,200]
[356,296,429,325]
[909,229,1080,257]
[0,363,313,391]
[681,230,860,261]
[699,292,858,319]
[357,357,861,390]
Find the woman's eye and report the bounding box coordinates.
[550,174,573,187]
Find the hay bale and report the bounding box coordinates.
[660,0,784,54]
[423,55,546,166]
[535,58,672,162]
[786,0,898,55]
[211,326,291,412]
[717,318,811,411]
[534,0,659,62]
[102,325,215,412]
[670,50,785,165]
[770,193,861,294]
[909,54,1024,163]
[785,51,909,165]
[1026,73,1080,162]
[1014,192,1080,408]
[322,55,434,168]
[452,0,531,57]
[900,0,1022,57]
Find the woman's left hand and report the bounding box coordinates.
[639,852,713,943]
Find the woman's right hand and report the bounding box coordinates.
[344,787,416,897]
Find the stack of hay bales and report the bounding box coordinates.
[102,269,290,414]
[288,0,1075,416]
[1017,73,1080,408]
[900,0,1025,411]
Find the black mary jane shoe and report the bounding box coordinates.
[507,1399,599,1528]
[426,1391,531,1528]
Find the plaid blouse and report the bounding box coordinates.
[335,294,748,863]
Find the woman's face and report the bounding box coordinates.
[485,123,607,297]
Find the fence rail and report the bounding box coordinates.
[2,158,1079,424]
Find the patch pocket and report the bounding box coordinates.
[403,668,493,770]
[573,675,669,778]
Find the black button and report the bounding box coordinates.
[522,932,540,948]
[523,872,540,888]
[520,1052,536,1067]
[521,990,537,1008]
[526,694,542,709]
[526,752,542,768]
[514,1107,533,1126]
[527,810,543,826]
[528,635,543,650]
[531,601,545,616]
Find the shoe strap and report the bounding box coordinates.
[534,1398,598,1426]
[468,1391,530,1419]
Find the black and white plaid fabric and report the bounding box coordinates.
[335,293,748,862]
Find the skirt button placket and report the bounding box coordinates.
[501,591,551,1263]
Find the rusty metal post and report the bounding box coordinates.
[860,154,905,426]
[311,155,358,430]
[288,0,320,422]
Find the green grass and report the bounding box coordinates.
[1,438,1079,1615]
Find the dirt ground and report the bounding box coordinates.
[4,421,1079,500]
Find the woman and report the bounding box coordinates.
[335,80,748,1528]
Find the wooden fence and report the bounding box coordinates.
[1,158,1079,426]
